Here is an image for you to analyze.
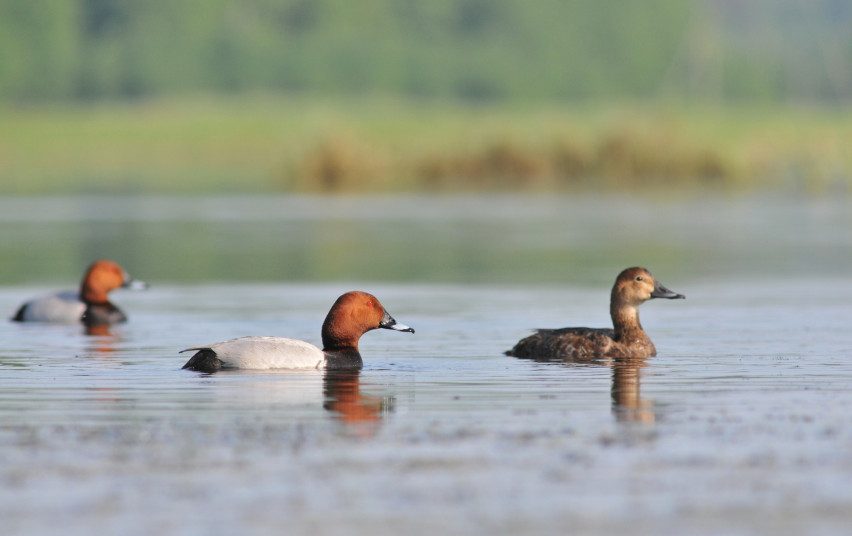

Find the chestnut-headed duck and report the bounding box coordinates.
[181,291,414,372]
[505,267,684,360]
[11,259,148,326]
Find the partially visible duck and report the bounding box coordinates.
[505,267,684,359]
[181,291,414,372]
[11,259,148,326]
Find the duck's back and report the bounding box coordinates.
[182,336,326,371]
[13,291,85,323]
[506,327,616,360]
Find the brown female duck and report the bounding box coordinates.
[506,267,684,359]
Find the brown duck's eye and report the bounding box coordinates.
[635,276,644,281]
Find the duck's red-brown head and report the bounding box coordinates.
[321,291,414,351]
[79,259,147,304]
[612,267,685,307]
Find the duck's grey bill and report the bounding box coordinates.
[123,278,149,290]
[387,322,415,333]
[651,283,685,299]
[379,310,415,333]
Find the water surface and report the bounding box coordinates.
[1,194,850,284]
[1,195,851,535]
[1,279,851,535]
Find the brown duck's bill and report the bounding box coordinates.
[379,310,415,333]
[651,282,685,299]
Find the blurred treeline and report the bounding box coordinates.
[2,0,851,104]
[2,0,851,194]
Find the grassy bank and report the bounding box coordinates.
[1,96,851,194]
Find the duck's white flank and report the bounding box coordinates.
[19,291,85,323]
[182,336,326,370]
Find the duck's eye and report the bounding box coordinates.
[635,276,644,282]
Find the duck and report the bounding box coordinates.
[181,290,414,372]
[11,259,148,326]
[505,267,684,360]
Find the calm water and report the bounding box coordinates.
[1,195,851,535]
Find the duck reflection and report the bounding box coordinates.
[611,357,654,423]
[84,323,112,337]
[83,323,123,355]
[512,354,656,424]
[322,369,394,433]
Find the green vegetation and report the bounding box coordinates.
[1,1,850,194]
[1,0,850,104]
[2,96,851,194]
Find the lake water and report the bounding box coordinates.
[1,195,851,535]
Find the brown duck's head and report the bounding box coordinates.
[80,259,148,304]
[321,291,414,351]
[612,267,685,307]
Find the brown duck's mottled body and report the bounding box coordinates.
[506,267,684,360]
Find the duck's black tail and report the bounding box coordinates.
[10,304,27,322]
[181,348,223,373]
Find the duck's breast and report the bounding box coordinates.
[197,336,326,370]
[16,291,85,323]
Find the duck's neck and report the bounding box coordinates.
[322,333,363,369]
[321,312,366,367]
[322,340,360,354]
[322,330,360,355]
[610,299,647,342]
[79,284,110,305]
[322,348,363,370]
